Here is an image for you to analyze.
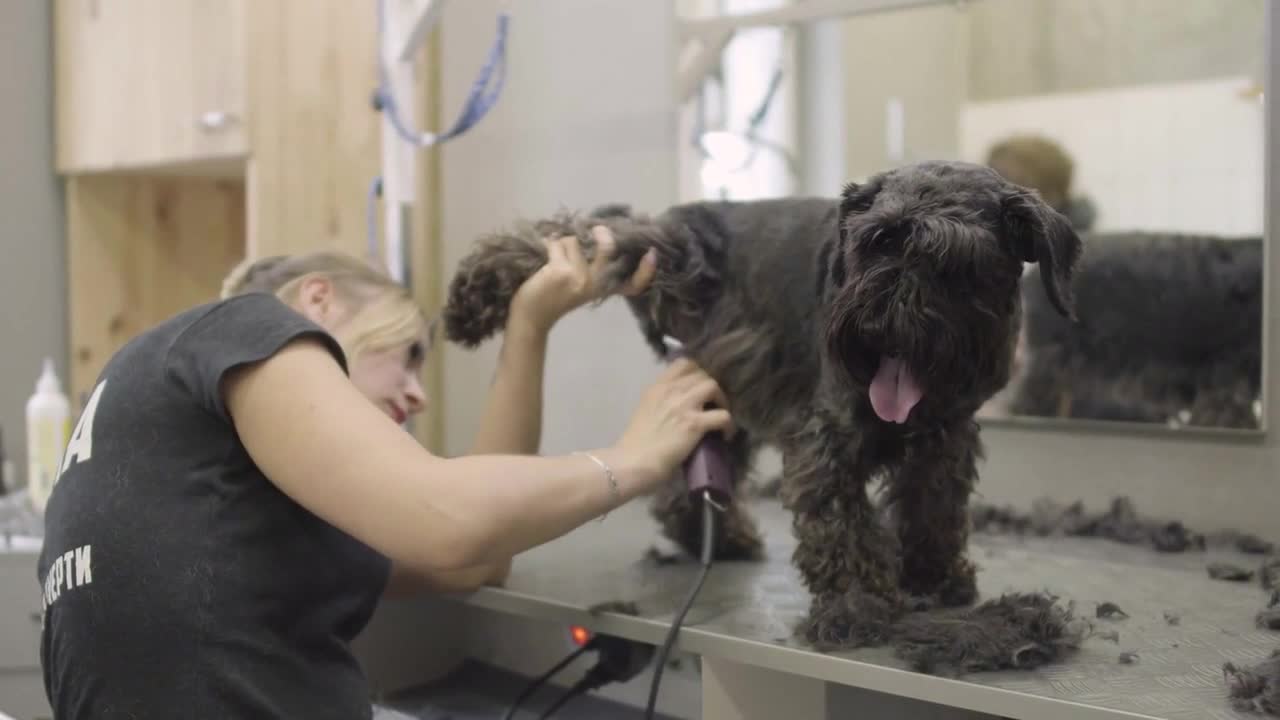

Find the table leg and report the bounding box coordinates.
[702,657,827,720]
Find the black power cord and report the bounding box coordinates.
[534,634,655,719]
[501,639,596,720]
[504,492,719,719]
[644,497,717,720]
[502,632,656,719]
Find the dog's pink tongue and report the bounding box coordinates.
[870,356,924,423]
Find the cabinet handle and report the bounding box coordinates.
[197,111,239,132]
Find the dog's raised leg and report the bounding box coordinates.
[441,211,664,348]
[783,413,904,650]
[883,423,980,608]
[649,429,765,562]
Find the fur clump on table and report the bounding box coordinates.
[1263,558,1280,591]
[1258,591,1280,632]
[970,495,1275,556]
[890,593,1088,676]
[1224,649,1280,717]
[1226,560,1280,716]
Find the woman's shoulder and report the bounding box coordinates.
[85,292,348,425]
[171,292,305,335]
[162,292,339,356]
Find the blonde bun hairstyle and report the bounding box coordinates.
[221,250,429,362]
[985,134,1074,213]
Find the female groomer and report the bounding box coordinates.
[36,228,733,719]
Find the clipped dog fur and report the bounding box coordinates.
[970,495,1275,556]
[442,161,1087,673]
[1225,649,1280,716]
[1000,232,1263,429]
[891,593,1087,675]
[1259,591,1280,632]
[1263,559,1280,591]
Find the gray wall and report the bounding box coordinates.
[968,0,1267,101]
[0,1,66,493]
[840,4,968,181]
[837,0,1266,185]
[439,0,681,461]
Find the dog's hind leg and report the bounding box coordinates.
[883,423,980,608]
[784,413,905,650]
[649,428,765,562]
[440,208,673,348]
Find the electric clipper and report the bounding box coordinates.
[661,336,734,507]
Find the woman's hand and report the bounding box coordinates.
[611,358,736,493]
[509,226,658,336]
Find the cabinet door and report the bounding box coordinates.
[55,0,248,173]
[0,551,43,672]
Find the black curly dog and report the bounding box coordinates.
[441,161,1086,666]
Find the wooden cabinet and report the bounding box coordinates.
[53,0,445,450]
[55,0,248,174]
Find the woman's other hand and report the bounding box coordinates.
[612,358,735,492]
[509,226,657,335]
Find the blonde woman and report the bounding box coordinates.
[37,229,733,719]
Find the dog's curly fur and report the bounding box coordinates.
[442,161,1085,668]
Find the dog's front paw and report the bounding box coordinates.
[936,560,979,607]
[903,558,979,609]
[715,505,766,562]
[797,589,902,651]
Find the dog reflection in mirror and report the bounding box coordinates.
[442,161,1085,663]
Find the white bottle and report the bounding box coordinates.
[0,425,14,494]
[26,358,70,512]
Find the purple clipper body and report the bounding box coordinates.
[661,336,735,505]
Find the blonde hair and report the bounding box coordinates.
[985,134,1074,212]
[221,250,429,362]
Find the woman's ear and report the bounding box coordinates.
[294,276,340,327]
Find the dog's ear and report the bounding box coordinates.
[838,181,877,219]
[1003,190,1083,320]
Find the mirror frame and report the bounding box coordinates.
[674,0,1272,439]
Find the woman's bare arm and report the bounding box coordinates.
[389,322,548,593]
[466,321,550,456]
[384,556,512,596]
[223,337,728,577]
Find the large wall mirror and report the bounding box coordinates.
[674,0,1269,434]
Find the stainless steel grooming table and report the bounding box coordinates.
[454,498,1277,720]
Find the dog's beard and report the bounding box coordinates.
[869,355,924,424]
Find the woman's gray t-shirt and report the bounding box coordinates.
[37,292,392,719]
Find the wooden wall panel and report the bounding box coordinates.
[243,0,382,259]
[66,175,246,406]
